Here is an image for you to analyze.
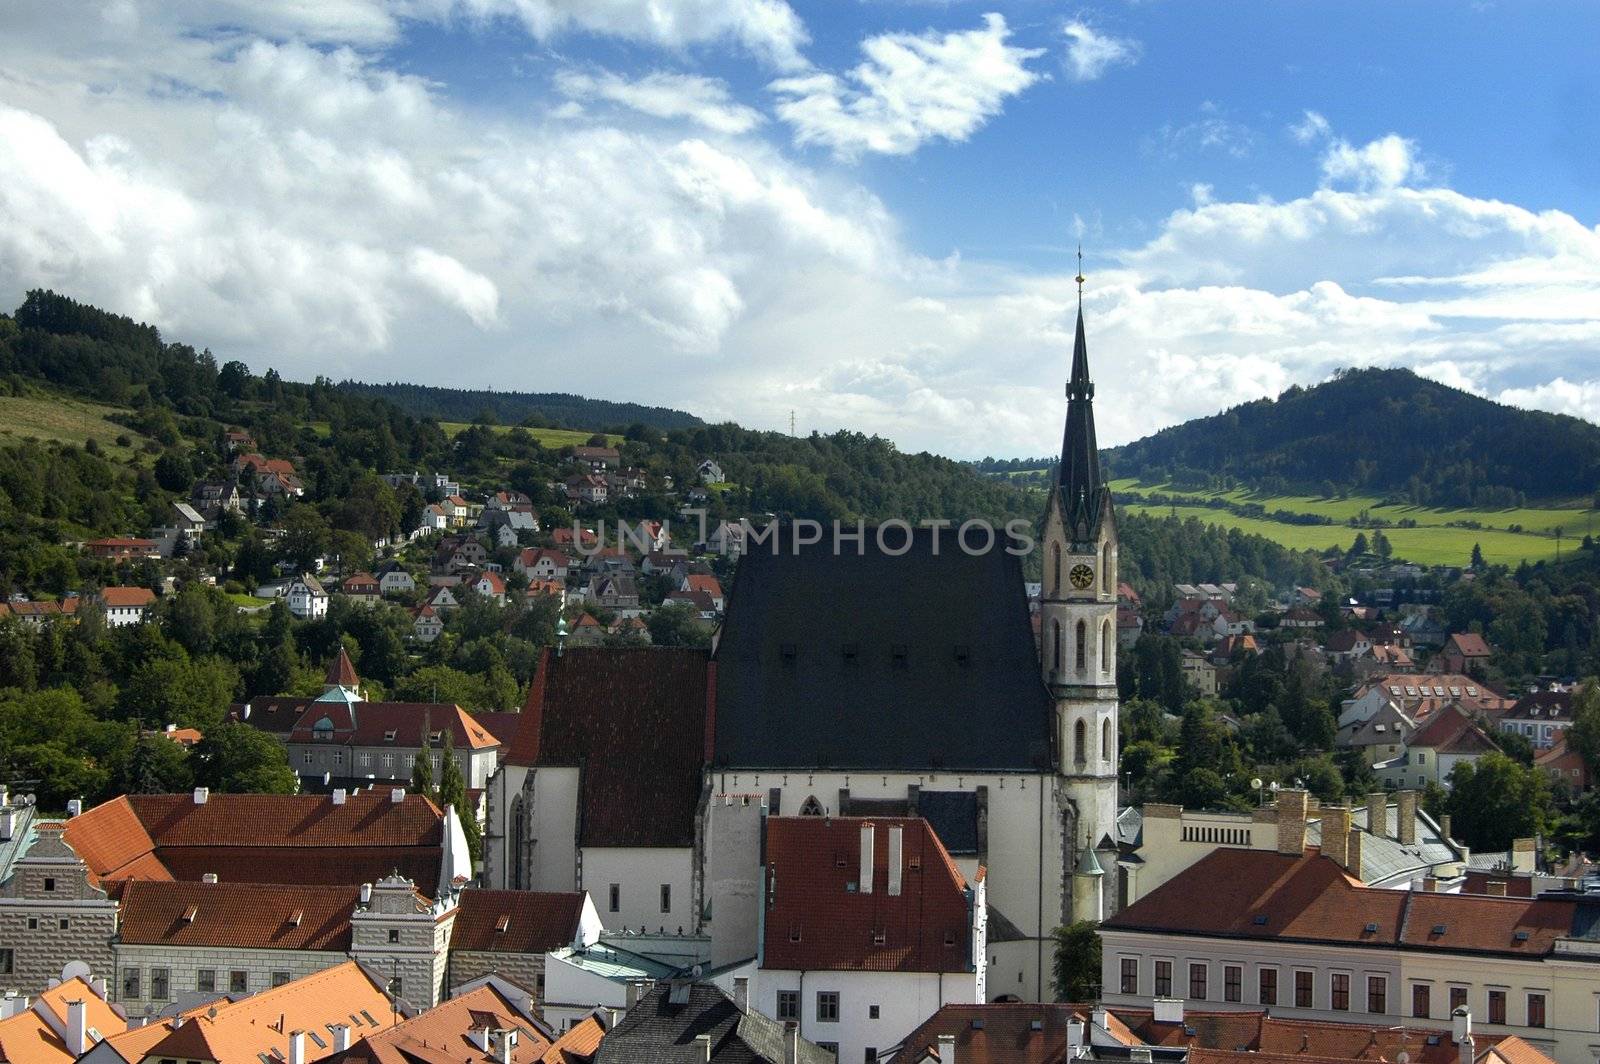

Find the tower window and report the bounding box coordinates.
[1052,621,1062,673]
[1052,543,1061,594]
[1074,719,1087,767]
[1075,620,1087,672]
[1101,619,1112,672]
[1102,719,1112,764]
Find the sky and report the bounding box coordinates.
[0,1,1597,458]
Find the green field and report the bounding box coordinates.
[436,422,621,448]
[0,394,146,456]
[1112,478,1596,567]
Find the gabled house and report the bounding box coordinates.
[376,563,415,596]
[425,584,460,611]
[571,445,619,472]
[474,570,507,604]
[1498,689,1574,750]
[420,503,450,532]
[1437,631,1494,675]
[678,573,724,612]
[515,548,570,581]
[85,537,161,561]
[411,605,444,642]
[697,459,724,485]
[341,572,381,605]
[702,520,745,557]
[98,586,156,627]
[443,495,472,528]
[594,984,831,1064]
[564,475,607,506]
[286,573,329,619]
[1377,703,1501,789]
[586,574,639,613]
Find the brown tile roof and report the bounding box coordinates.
[1105,847,1575,957]
[762,816,973,973]
[1107,1009,1500,1064]
[100,586,156,609]
[474,711,523,745]
[142,961,394,1064]
[289,702,500,750]
[1448,632,1493,658]
[892,1003,1094,1063]
[538,1015,604,1064]
[451,890,586,954]
[62,792,443,891]
[1408,704,1499,754]
[118,880,359,950]
[508,647,709,848]
[228,696,315,735]
[328,647,361,687]
[1476,1037,1558,1064]
[327,985,549,1064]
[0,978,125,1064]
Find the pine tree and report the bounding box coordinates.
[1470,542,1484,569]
[411,747,434,798]
[436,728,481,862]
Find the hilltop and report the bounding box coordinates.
[338,380,704,433]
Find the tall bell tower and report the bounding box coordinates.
[1040,254,1120,923]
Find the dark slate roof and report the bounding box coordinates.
[712,525,1053,772]
[1057,306,1111,544]
[507,647,710,848]
[593,984,833,1064]
[917,790,982,856]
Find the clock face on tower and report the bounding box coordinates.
[1069,563,1095,590]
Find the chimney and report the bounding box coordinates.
[1422,876,1439,892]
[494,1030,515,1064]
[1366,793,1387,838]
[66,999,87,1057]
[193,787,209,805]
[693,1033,712,1061]
[391,787,406,803]
[1346,827,1364,882]
[1453,1007,1473,1064]
[626,980,649,1008]
[887,824,904,897]
[732,977,749,1012]
[332,788,347,806]
[1512,838,1536,874]
[784,1022,801,1064]
[936,1033,956,1064]
[331,1025,352,1052]
[1441,814,1454,842]
[66,798,82,818]
[360,883,373,904]
[1322,806,1351,869]
[0,808,14,842]
[1131,1050,1154,1064]
[1152,998,1184,1024]
[202,873,218,884]
[288,1031,306,1064]
[1067,1020,1085,1052]
[1276,790,1309,855]
[860,823,876,893]
[1397,790,1417,845]
[1486,880,1508,897]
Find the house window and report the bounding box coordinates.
[123,968,141,999]
[273,972,291,988]
[1488,990,1506,1025]
[1295,971,1314,1009]
[230,971,247,993]
[1120,958,1138,995]
[1450,987,1468,1013]
[383,754,394,770]
[198,970,216,993]
[0,949,13,975]
[1412,983,1430,1018]
[1331,973,1350,1011]
[777,991,799,1020]
[332,750,344,767]
[359,753,371,768]
[151,968,170,1000]
[27,918,37,929]
[1418,752,1427,764]
[609,884,620,913]
[1367,976,1387,1014]
[817,992,840,1023]
[59,918,70,930]
[868,1005,880,1019]
[1259,968,1277,1006]
[1224,966,1241,1003]
[1527,993,1545,1028]
[388,929,400,944]
[1154,961,1172,997]
[1189,963,1207,1001]
[660,884,672,914]
[42,877,55,892]
[303,751,314,765]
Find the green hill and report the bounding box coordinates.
[338,380,704,433]
[1105,367,1600,507]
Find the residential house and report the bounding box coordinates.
[341,572,381,605]
[697,459,724,485]
[1279,607,1322,629]
[85,538,160,561]
[376,564,416,596]
[678,573,724,612]
[524,580,564,603]
[1339,674,1511,732]
[443,495,472,528]
[486,490,533,511]
[571,446,619,472]
[593,984,832,1064]
[286,574,330,619]
[563,614,604,647]
[483,647,709,936]
[1436,632,1493,675]
[1100,839,1600,1063]
[639,550,688,575]
[383,472,460,498]
[516,548,571,582]
[586,574,639,614]
[411,605,444,642]
[605,468,646,500]
[221,429,257,453]
[97,587,156,627]
[445,890,602,994]
[663,589,717,622]
[564,475,607,506]
[550,528,598,552]
[1400,611,1451,648]
[420,504,450,532]
[1117,604,1144,650]
[1291,586,1323,607]
[1180,651,1217,697]
[232,455,304,496]
[1375,704,1500,789]
[5,599,76,627]
[474,571,508,604]
[1351,642,1417,680]
[1497,690,1573,750]
[702,520,745,558]
[1324,629,1372,664]
[434,538,489,574]
[1211,633,1259,666]
[1535,734,1588,794]
[191,481,246,519]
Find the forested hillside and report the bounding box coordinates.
[1106,367,1600,505]
[340,380,704,432]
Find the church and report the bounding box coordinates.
[482,299,1122,1003]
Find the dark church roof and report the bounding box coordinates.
[1057,305,1112,545]
[711,526,1053,772]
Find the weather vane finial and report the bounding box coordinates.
[1075,245,1085,304]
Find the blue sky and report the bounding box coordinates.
[0,1,1597,456]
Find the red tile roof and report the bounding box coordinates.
[0,978,125,1064]
[1408,704,1499,754]
[450,890,586,953]
[328,985,550,1064]
[762,816,973,974]
[290,701,500,750]
[100,586,156,609]
[1105,848,1574,957]
[892,1003,1094,1063]
[327,647,361,687]
[538,1016,604,1064]
[118,880,359,950]
[508,647,709,848]
[1448,632,1493,658]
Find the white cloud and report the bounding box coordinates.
[1061,19,1139,82]
[1290,109,1330,144]
[554,69,763,135]
[770,13,1041,158]
[1498,378,1600,423]
[1320,132,1426,191]
[1147,101,1253,159]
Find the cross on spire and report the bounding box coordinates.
[1075,245,1085,304]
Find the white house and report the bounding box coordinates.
[285,573,329,619]
[98,586,156,627]
[377,565,416,596]
[697,459,725,485]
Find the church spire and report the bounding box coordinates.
[1058,252,1104,542]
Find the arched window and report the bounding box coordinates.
[1052,543,1062,594]
[1102,719,1113,764]
[1052,620,1062,673]
[1075,619,1087,672]
[510,795,526,891]
[1102,542,1112,592]
[1074,719,1087,767]
[799,796,824,817]
[1101,619,1112,673]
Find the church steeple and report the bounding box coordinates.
[1057,256,1106,545]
